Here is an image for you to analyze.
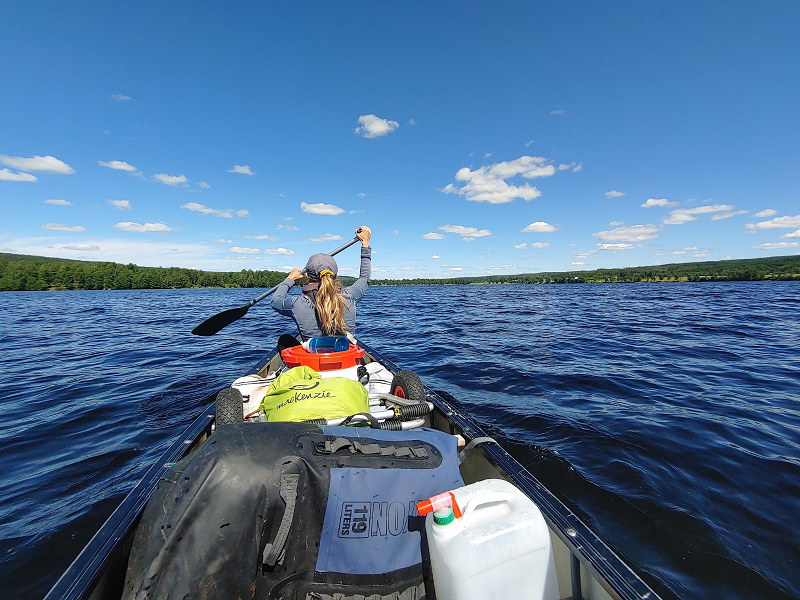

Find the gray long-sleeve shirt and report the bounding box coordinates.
[271,246,371,341]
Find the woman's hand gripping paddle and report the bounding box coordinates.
[191,233,362,336]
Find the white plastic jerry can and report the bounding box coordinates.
[423,479,559,600]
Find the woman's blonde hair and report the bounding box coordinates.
[315,273,347,335]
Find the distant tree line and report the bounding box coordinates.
[1,252,798,292]
[0,253,287,291]
[370,255,800,286]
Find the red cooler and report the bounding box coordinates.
[280,344,365,372]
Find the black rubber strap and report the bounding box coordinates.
[306,582,425,600]
[458,436,498,464]
[318,438,429,459]
[262,473,300,568]
[339,412,381,428]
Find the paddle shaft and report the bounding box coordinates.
[191,232,363,335]
[247,235,361,307]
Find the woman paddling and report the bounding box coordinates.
[271,226,372,342]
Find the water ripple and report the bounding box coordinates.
[1,283,799,600]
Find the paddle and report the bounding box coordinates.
[191,233,362,336]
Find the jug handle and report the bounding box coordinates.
[461,491,512,517]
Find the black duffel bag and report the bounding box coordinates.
[123,422,464,600]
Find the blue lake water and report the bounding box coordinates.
[0,282,798,599]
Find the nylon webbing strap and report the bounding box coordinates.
[305,581,426,600]
[262,473,300,568]
[457,436,498,464]
[320,438,428,459]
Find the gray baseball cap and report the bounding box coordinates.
[305,253,338,280]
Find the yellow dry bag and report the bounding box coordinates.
[258,366,369,422]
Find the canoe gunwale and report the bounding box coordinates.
[43,401,217,600]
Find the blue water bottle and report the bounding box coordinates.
[302,336,350,353]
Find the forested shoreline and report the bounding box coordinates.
[1,252,798,292]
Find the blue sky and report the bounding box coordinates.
[1,1,799,279]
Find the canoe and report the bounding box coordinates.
[44,338,662,600]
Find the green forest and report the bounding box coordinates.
[1,252,799,292]
[371,255,800,286]
[0,252,287,291]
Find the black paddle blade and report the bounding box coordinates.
[191,304,250,336]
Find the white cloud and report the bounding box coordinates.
[98,160,139,173]
[235,209,250,218]
[276,224,299,231]
[44,198,71,206]
[42,223,85,232]
[62,243,99,251]
[449,267,463,271]
[431,255,440,259]
[754,241,799,250]
[571,261,585,265]
[354,114,399,138]
[522,221,557,233]
[5,237,223,269]
[111,93,133,101]
[107,199,132,210]
[746,215,800,230]
[245,234,279,240]
[754,209,777,218]
[711,210,748,221]
[439,225,492,241]
[673,246,710,257]
[530,242,551,248]
[0,154,74,174]
[514,243,527,249]
[227,164,255,176]
[309,233,342,242]
[598,243,635,250]
[0,168,37,182]
[558,162,582,172]
[423,232,445,240]
[642,198,677,208]
[594,224,660,242]
[605,190,625,199]
[212,238,232,244]
[230,246,260,254]
[153,173,188,186]
[550,109,567,116]
[264,247,294,255]
[442,156,563,204]
[662,204,734,225]
[609,220,625,226]
[357,192,366,197]
[181,202,233,218]
[782,230,800,238]
[198,181,210,189]
[573,250,597,259]
[113,221,173,233]
[301,201,345,215]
